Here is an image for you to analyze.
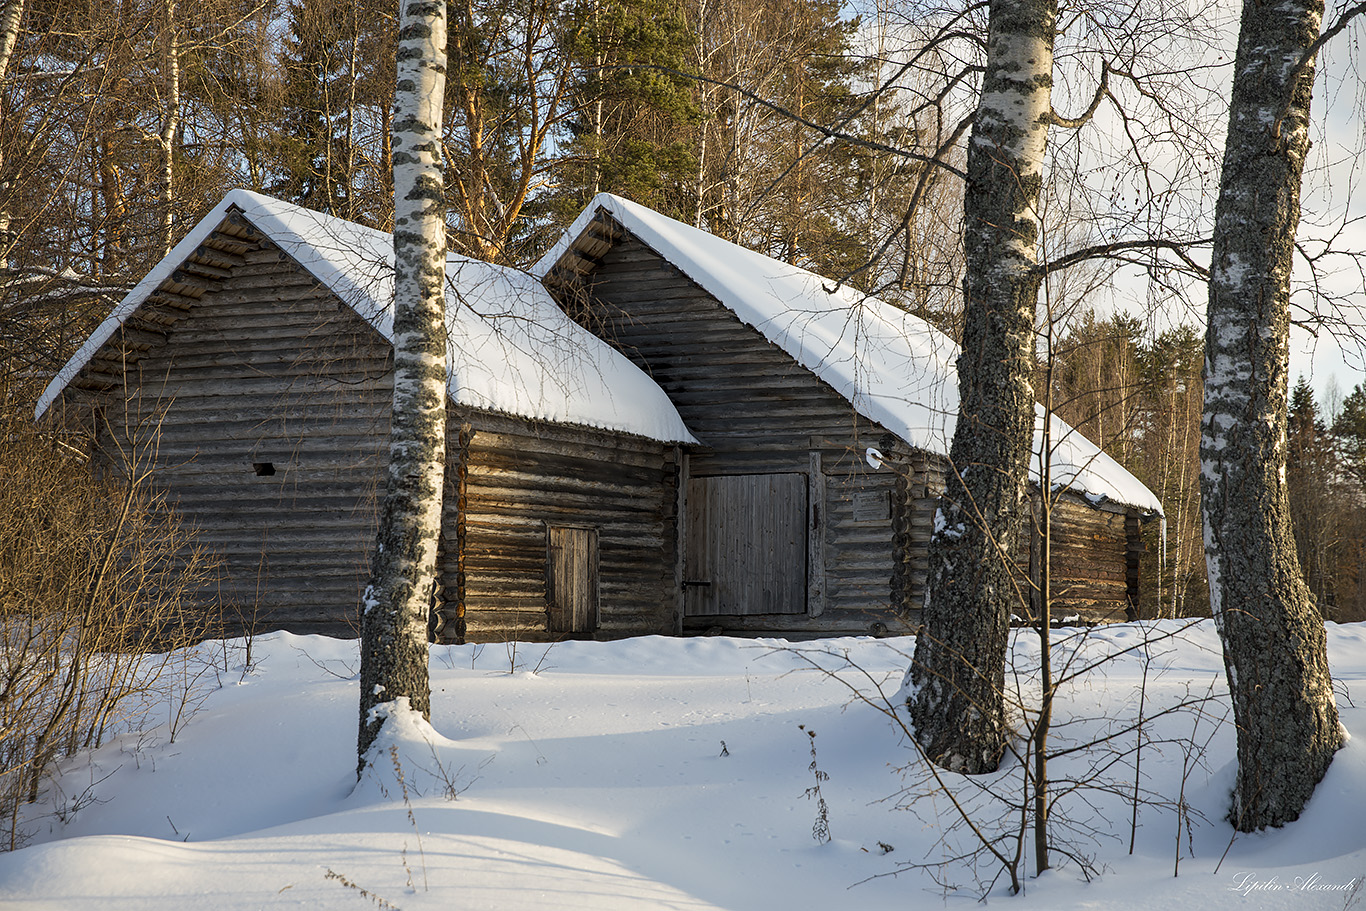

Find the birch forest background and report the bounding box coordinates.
[3,0,1366,620]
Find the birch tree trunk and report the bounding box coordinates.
[0,0,25,263]
[1201,0,1342,831]
[905,0,1054,774]
[0,0,20,83]
[357,0,448,771]
[157,0,181,257]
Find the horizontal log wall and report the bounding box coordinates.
[1040,496,1137,621]
[88,235,393,637]
[445,412,678,642]
[892,449,946,623]
[573,237,893,478]
[64,231,682,643]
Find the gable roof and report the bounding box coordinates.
[36,190,697,445]
[535,193,1162,514]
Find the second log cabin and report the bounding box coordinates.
[535,194,1164,637]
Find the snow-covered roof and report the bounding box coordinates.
[535,193,1162,514]
[36,190,697,445]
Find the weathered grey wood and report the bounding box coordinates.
[1125,510,1141,619]
[544,224,1147,636]
[674,448,688,634]
[49,226,397,639]
[438,411,677,642]
[808,450,826,617]
[192,243,247,267]
[685,474,807,616]
[177,259,235,281]
[823,465,898,616]
[593,238,909,624]
[115,324,170,347]
[569,235,919,633]
[547,526,599,633]
[146,290,202,309]
[169,272,223,293]
[851,490,890,523]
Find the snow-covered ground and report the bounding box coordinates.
[3,622,1365,910]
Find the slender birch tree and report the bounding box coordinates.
[156,0,182,257]
[905,0,1055,774]
[1200,0,1351,830]
[357,0,447,770]
[0,0,24,260]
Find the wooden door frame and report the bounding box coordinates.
[673,449,688,634]
[808,448,826,618]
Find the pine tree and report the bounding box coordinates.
[275,0,391,221]
[690,0,892,281]
[441,0,583,262]
[551,0,700,221]
[1286,377,1338,614]
[1135,325,1206,618]
[733,0,874,277]
[1048,311,1144,465]
[1333,383,1366,494]
[1330,384,1366,620]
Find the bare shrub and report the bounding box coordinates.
[781,621,1228,897]
[0,400,218,849]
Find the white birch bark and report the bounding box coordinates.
[0,0,21,85]
[345,6,361,220]
[905,0,1054,774]
[157,0,180,257]
[0,0,26,260]
[357,0,448,770]
[1201,0,1342,831]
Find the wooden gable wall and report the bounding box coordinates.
[69,226,394,637]
[1033,497,1141,622]
[558,230,937,636]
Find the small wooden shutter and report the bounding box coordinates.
[547,526,599,633]
[685,474,807,616]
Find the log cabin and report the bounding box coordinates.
[36,190,696,641]
[534,194,1165,637]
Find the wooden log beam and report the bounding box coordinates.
[224,210,262,238]
[192,243,247,267]
[178,259,235,281]
[148,288,203,309]
[113,323,169,348]
[170,272,223,294]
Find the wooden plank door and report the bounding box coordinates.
[547,525,599,633]
[684,474,807,616]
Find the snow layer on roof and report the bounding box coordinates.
[37,190,696,445]
[535,193,1162,513]
[440,257,698,443]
